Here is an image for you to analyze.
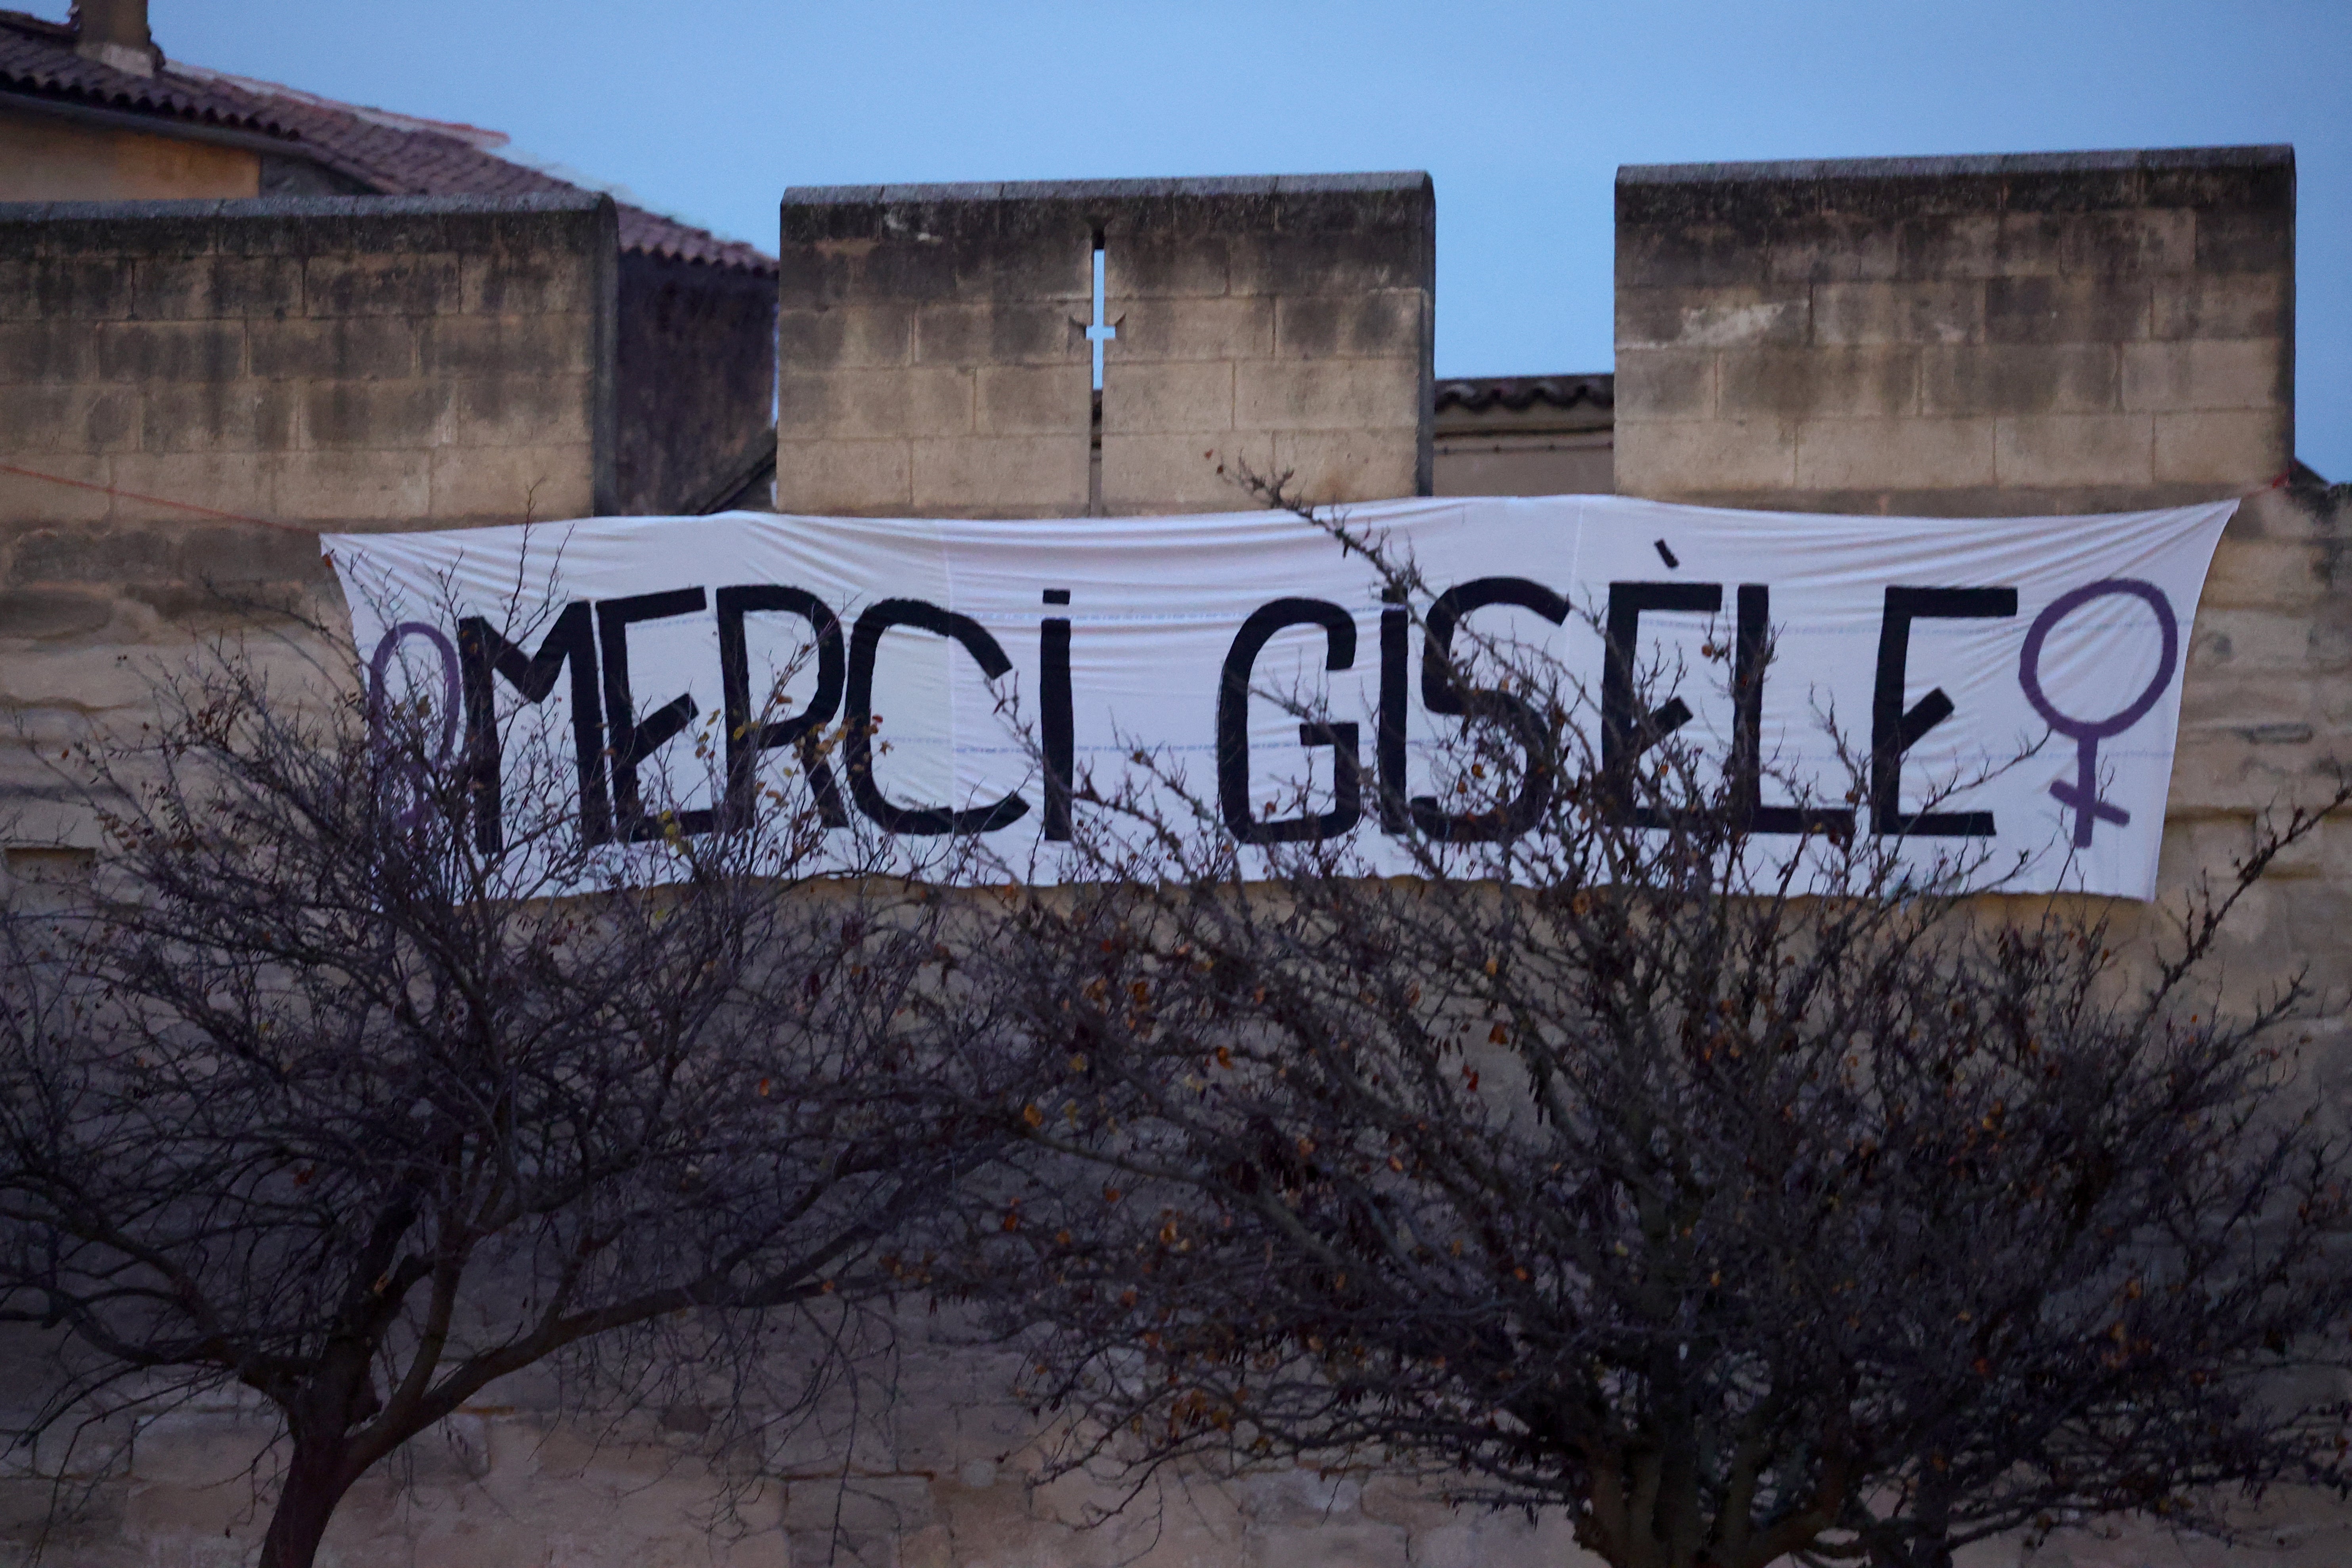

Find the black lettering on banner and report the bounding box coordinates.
[1041,589,1074,841]
[1731,585,1855,836]
[1870,585,2019,837]
[1412,577,1570,841]
[716,585,847,829]
[844,599,1031,836]
[458,601,609,852]
[599,588,714,841]
[1377,593,1410,834]
[1218,598,1361,844]
[1602,581,1720,827]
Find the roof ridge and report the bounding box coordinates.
[168,62,513,150]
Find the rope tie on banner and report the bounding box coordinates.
[0,460,322,538]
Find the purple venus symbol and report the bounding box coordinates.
[2016,579,2179,849]
[368,621,462,831]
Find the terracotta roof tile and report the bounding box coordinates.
[1434,374,1615,415]
[0,9,774,273]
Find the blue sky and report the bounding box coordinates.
[65,1,2352,477]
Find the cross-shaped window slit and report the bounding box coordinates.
[1086,231,1116,392]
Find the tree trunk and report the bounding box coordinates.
[256,1442,352,1568]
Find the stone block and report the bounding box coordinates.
[1618,418,1798,496]
[1918,343,2120,417]
[109,451,269,523]
[0,453,111,524]
[1717,344,1920,419]
[910,436,1088,515]
[782,1475,937,1534]
[1614,350,1715,421]
[91,319,245,382]
[2151,409,2289,487]
[1616,285,1809,350]
[1246,1522,1409,1568]
[301,250,462,317]
[301,379,452,449]
[1228,230,1426,297]
[774,236,958,312]
[1102,361,1235,434]
[0,587,115,639]
[166,521,323,585]
[1273,291,1424,360]
[1762,215,1908,284]
[2184,605,2323,675]
[2195,207,2293,274]
[974,363,1091,436]
[1983,275,2149,344]
[777,305,916,370]
[452,374,596,447]
[1811,280,1981,346]
[2120,338,2285,413]
[1271,428,1420,503]
[461,247,598,315]
[1895,214,2006,281]
[916,302,1082,367]
[0,254,133,319]
[0,319,99,382]
[1794,416,1996,490]
[248,316,417,380]
[1623,221,1781,288]
[427,443,594,522]
[1107,233,1230,299]
[2149,270,2288,341]
[1997,208,2196,277]
[0,383,140,453]
[1991,413,2155,488]
[1233,357,1419,432]
[1100,431,1274,513]
[270,447,433,522]
[777,367,973,441]
[133,254,303,320]
[418,312,597,377]
[1109,296,1275,362]
[772,438,913,514]
[2197,539,2328,611]
[139,381,298,453]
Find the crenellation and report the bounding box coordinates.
[777,172,1434,517]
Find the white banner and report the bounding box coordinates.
[325,494,2234,899]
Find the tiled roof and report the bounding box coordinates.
[1434,374,1615,415]
[0,9,774,273]
[0,8,285,134]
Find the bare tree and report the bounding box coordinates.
[962,490,2352,1568]
[0,608,1027,1568]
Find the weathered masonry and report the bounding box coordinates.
[772,174,1435,517]
[0,193,624,850]
[1612,146,2343,1053]
[1614,146,2294,513]
[2,143,2348,1568]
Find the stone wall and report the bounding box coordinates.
[773,175,1432,518]
[1615,146,2293,514]
[0,191,618,850]
[1613,145,2346,1075]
